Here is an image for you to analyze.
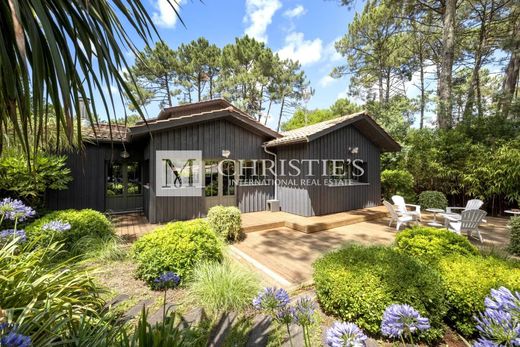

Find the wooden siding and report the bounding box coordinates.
[46,143,144,211]
[275,125,381,216]
[147,118,274,223]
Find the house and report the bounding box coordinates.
[46,99,400,223]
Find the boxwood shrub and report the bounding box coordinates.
[26,209,114,253]
[418,191,448,210]
[395,226,478,262]
[131,219,223,287]
[207,205,242,242]
[508,216,520,256]
[313,244,446,342]
[438,254,520,337]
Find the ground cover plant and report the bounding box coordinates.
[132,219,223,287]
[394,226,479,262]
[207,205,242,242]
[188,260,260,314]
[313,244,446,342]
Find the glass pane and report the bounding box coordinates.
[223,161,235,196]
[205,160,218,197]
[107,163,123,196]
[127,162,142,195]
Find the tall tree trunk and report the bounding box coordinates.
[209,76,214,99]
[419,49,425,129]
[438,0,457,129]
[463,18,486,119]
[378,73,384,104]
[197,73,202,102]
[164,76,172,106]
[277,96,285,132]
[265,98,273,125]
[500,24,520,118]
[476,74,483,117]
[385,69,391,103]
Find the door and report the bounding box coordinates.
[204,160,237,212]
[106,161,144,212]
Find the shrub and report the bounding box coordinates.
[313,244,446,341]
[418,191,448,210]
[0,240,114,345]
[381,169,415,202]
[207,206,242,242]
[508,216,520,256]
[395,226,478,262]
[438,254,520,337]
[131,219,223,286]
[26,209,114,254]
[188,260,260,314]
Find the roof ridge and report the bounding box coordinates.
[280,110,366,135]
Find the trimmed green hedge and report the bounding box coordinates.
[381,169,415,202]
[313,244,446,342]
[26,209,114,253]
[438,254,520,337]
[395,226,478,262]
[418,191,448,210]
[131,219,223,287]
[207,205,242,242]
[508,216,520,256]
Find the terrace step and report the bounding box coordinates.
[148,303,176,325]
[246,315,273,347]
[104,294,129,309]
[241,207,388,234]
[208,311,238,346]
[122,298,154,322]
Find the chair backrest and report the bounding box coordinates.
[460,209,487,231]
[391,195,407,214]
[465,199,484,211]
[383,200,399,220]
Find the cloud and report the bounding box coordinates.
[284,5,306,18]
[319,75,337,87]
[152,0,183,28]
[324,38,343,63]
[244,0,282,43]
[277,32,323,66]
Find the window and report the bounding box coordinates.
[205,160,218,197]
[126,162,142,195]
[239,160,267,184]
[222,161,236,196]
[107,163,124,196]
[326,160,368,185]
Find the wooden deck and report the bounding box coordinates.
[233,213,512,289]
[111,213,156,241]
[241,206,387,233]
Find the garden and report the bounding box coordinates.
[2,191,520,346]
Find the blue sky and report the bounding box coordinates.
[96,0,375,129]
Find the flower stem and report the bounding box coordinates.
[286,323,293,347]
[162,289,167,326]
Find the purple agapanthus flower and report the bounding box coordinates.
[0,229,27,243]
[41,220,71,232]
[292,296,315,327]
[253,287,290,312]
[475,287,520,346]
[0,198,35,222]
[153,271,180,290]
[0,331,32,347]
[381,304,430,338]
[275,305,295,325]
[326,321,367,347]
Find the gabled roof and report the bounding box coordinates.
[265,111,401,152]
[130,99,280,139]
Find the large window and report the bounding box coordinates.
[239,160,267,184]
[326,160,368,184]
[222,161,235,196]
[106,161,143,196]
[107,163,124,196]
[205,160,219,197]
[127,162,142,195]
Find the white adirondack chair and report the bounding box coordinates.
[448,209,487,243]
[384,200,414,231]
[391,195,421,221]
[443,199,484,226]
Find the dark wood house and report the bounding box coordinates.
[47,99,400,223]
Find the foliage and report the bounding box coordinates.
[131,219,223,286]
[25,209,115,255]
[418,191,448,210]
[313,244,446,342]
[206,206,242,242]
[0,152,71,206]
[0,240,116,345]
[508,217,520,256]
[437,254,520,337]
[0,0,165,160]
[380,169,415,202]
[394,226,478,262]
[188,260,260,314]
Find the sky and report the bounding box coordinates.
[94,0,368,129]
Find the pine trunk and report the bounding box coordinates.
[438,0,457,129]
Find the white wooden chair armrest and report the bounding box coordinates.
[446,206,465,213]
[405,204,421,211]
